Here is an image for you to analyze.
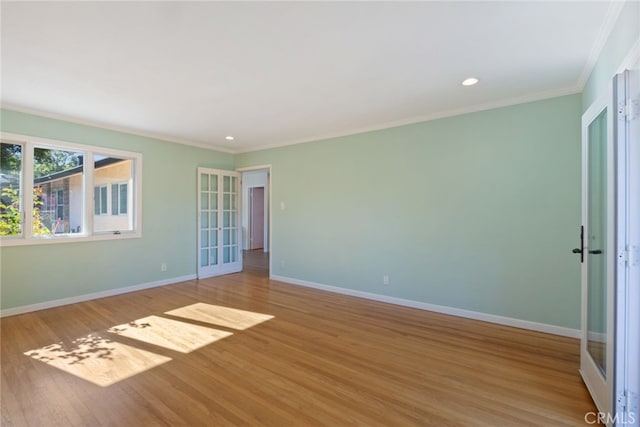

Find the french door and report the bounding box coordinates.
[580,90,614,419]
[197,168,242,278]
[580,69,639,426]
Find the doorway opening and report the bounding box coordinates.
[239,167,271,277]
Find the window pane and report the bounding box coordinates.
[95,186,108,216]
[102,187,108,214]
[201,173,209,191]
[93,156,133,233]
[0,142,23,236]
[94,187,100,214]
[200,249,208,267]
[100,187,108,215]
[111,184,118,215]
[119,184,128,214]
[34,147,83,235]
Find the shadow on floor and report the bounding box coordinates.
[243,249,269,277]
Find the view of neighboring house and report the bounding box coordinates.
[1,157,132,235]
[35,165,83,234]
[92,158,132,233]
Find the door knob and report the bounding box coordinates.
[572,248,583,254]
[589,249,603,254]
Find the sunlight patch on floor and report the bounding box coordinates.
[165,303,274,330]
[107,315,233,353]
[24,303,274,387]
[24,333,171,387]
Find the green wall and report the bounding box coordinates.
[0,97,585,329]
[237,94,583,329]
[5,1,635,325]
[0,109,234,310]
[582,0,639,110]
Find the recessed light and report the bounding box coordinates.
[462,77,479,86]
[225,136,235,141]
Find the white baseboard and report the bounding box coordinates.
[271,274,581,339]
[0,274,198,318]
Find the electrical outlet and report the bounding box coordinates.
[383,275,390,285]
[161,263,167,272]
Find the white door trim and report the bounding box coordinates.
[238,165,272,271]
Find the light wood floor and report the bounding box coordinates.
[2,267,597,426]
[243,249,269,275]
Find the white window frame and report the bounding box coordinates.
[0,132,142,246]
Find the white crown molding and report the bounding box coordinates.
[5,83,581,157]
[0,104,236,154]
[236,85,582,154]
[0,274,197,318]
[577,0,626,90]
[271,274,581,339]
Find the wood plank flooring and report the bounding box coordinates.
[1,267,597,426]
[242,249,269,275]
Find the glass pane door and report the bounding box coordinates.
[580,94,614,420]
[197,168,242,278]
[586,108,607,375]
[580,67,639,427]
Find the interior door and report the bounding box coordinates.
[579,69,640,426]
[197,168,242,278]
[580,91,614,420]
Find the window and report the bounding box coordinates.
[112,183,128,215]
[0,142,22,236]
[94,186,108,215]
[0,132,142,245]
[32,146,83,235]
[94,156,133,233]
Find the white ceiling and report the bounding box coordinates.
[1,1,619,153]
